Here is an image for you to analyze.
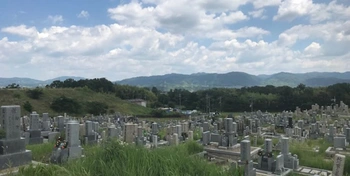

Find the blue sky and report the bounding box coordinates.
[0,0,350,81]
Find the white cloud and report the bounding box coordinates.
[1,25,37,38]
[274,0,350,23]
[0,0,350,80]
[47,15,63,24]
[248,9,266,19]
[273,0,313,21]
[304,42,322,56]
[107,1,249,35]
[250,0,281,9]
[77,10,89,19]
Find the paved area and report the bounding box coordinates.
[295,166,332,176]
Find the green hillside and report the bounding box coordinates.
[0,87,152,116]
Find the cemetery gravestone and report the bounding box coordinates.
[28,112,43,144]
[66,120,83,160]
[332,154,345,176]
[0,105,32,170]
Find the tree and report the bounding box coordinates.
[26,88,44,99]
[50,96,81,114]
[85,101,108,115]
[23,101,33,113]
[5,83,20,89]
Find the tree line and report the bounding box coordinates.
[43,78,350,113]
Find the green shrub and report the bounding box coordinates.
[151,109,165,117]
[26,88,44,99]
[23,101,33,113]
[0,129,6,139]
[85,101,108,115]
[13,93,21,98]
[50,96,81,114]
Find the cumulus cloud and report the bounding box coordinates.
[0,0,349,80]
[274,0,350,23]
[250,0,281,9]
[107,1,249,34]
[77,10,89,19]
[248,9,266,19]
[47,15,63,24]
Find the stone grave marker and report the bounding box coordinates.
[332,154,345,176]
[0,105,32,170]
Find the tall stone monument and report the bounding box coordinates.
[0,105,32,170]
[239,140,256,176]
[66,120,83,160]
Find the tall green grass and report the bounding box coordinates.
[26,142,56,163]
[19,140,241,176]
[290,139,332,170]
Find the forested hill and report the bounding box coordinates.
[1,71,350,90]
[116,71,350,90]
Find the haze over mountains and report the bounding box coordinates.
[116,72,350,90]
[1,72,350,90]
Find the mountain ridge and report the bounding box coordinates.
[1,71,350,89]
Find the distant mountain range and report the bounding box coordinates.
[0,76,85,87]
[116,71,350,90]
[1,72,350,90]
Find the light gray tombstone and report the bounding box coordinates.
[332,154,345,176]
[213,123,218,133]
[333,137,346,149]
[264,139,272,153]
[176,125,182,139]
[151,122,158,135]
[188,131,193,140]
[66,120,82,160]
[173,133,179,146]
[202,131,210,145]
[42,113,49,122]
[0,105,32,170]
[202,122,209,132]
[345,128,350,142]
[42,113,51,131]
[152,135,158,148]
[57,116,65,132]
[233,122,237,133]
[29,112,40,130]
[240,140,250,162]
[240,140,256,176]
[275,154,284,174]
[108,125,118,139]
[225,118,233,133]
[85,121,93,136]
[281,137,289,155]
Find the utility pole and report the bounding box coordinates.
[250,101,253,112]
[179,93,181,109]
[206,94,210,115]
[219,96,222,113]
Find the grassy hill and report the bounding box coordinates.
[0,87,152,116]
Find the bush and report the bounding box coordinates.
[0,129,6,139]
[13,93,21,99]
[85,101,108,115]
[23,101,33,113]
[151,109,165,117]
[50,96,81,114]
[26,88,44,99]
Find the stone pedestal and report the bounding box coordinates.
[28,130,43,145]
